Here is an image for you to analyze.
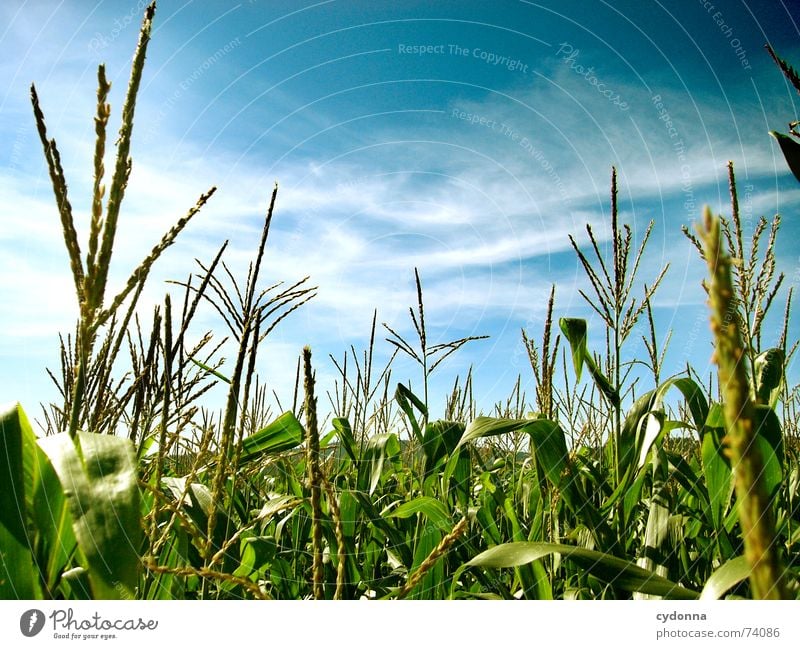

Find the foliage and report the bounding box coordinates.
[2,1,799,602]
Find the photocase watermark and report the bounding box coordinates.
[452,107,572,208]
[7,122,29,173]
[740,181,755,235]
[651,94,695,221]
[18,607,159,641]
[697,1,752,70]
[398,43,529,73]
[19,609,46,637]
[142,36,242,143]
[88,0,151,56]
[555,43,629,111]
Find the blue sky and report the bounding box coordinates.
[2,0,800,423]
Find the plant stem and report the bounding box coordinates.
[304,346,324,599]
[699,207,787,599]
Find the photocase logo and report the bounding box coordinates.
[20,609,45,637]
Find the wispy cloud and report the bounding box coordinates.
[3,1,798,413]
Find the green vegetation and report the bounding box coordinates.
[1,2,799,600]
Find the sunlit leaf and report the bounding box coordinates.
[38,431,141,599]
[466,542,699,599]
[770,131,800,182]
[700,555,750,600]
[239,411,305,463]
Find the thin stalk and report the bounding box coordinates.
[304,347,324,599]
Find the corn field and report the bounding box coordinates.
[2,2,799,601]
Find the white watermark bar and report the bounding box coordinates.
[2,600,799,647]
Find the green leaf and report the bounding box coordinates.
[239,411,304,463]
[0,403,38,598]
[407,524,443,598]
[37,431,141,599]
[700,555,750,600]
[189,357,230,383]
[357,433,400,495]
[466,542,699,599]
[583,354,620,406]
[607,375,709,514]
[395,383,427,444]
[558,318,619,405]
[458,417,568,486]
[350,491,410,566]
[457,416,529,449]
[422,420,464,476]
[162,477,236,567]
[458,417,607,540]
[702,405,733,530]
[388,496,452,533]
[754,348,785,407]
[331,417,357,463]
[256,494,303,521]
[658,376,709,434]
[769,131,800,183]
[29,442,77,594]
[559,318,587,381]
[752,405,784,501]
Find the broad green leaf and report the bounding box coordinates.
[239,411,304,463]
[636,411,665,471]
[635,456,671,599]
[256,494,302,521]
[616,390,655,478]
[421,420,464,476]
[559,317,587,380]
[558,318,619,406]
[754,348,784,407]
[606,375,709,516]
[466,542,699,599]
[752,405,784,500]
[38,431,141,599]
[666,452,709,507]
[441,446,471,510]
[162,477,232,556]
[457,416,531,448]
[357,433,400,495]
[702,405,733,530]
[458,417,606,540]
[700,556,750,600]
[583,354,620,407]
[235,535,277,581]
[458,417,569,486]
[395,383,427,444]
[0,403,37,598]
[656,376,709,434]
[350,491,411,566]
[769,131,800,182]
[331,417,357,463]
[388,496,452,533]
[407,524,443,598]
[29,441,77,594]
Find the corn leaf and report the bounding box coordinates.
[466,541,699,599]
[239,411,304,463]
[0,403,38,598]
[388,496,452,533]
[37,431,141,599]
[769,131,800,182]
[700,555,750,600]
